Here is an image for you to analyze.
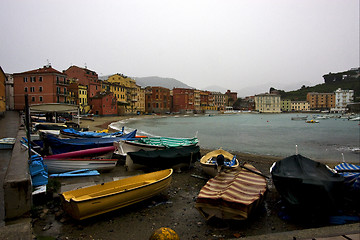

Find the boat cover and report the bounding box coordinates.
[196,164,267,220]
[60,128,124,138]
[128,145,201,168]
[335,162,360,191]
[45,130,137,154]
[49,169,100,177]
[44,146,115,159]
[136,137,198,147]
[29,155,48,186]
[271,154,344,209]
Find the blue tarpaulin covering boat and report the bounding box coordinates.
[49,169,100,177]
[29,155,48,186]
[335,162,360,191]
[45,130,137,154]
[60,127,124,138]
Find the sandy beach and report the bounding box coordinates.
[31,115,357,240]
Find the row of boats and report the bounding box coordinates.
[22,121,359,222]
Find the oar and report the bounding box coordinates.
[239,162,270,179]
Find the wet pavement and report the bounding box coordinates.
[0,111,21,226]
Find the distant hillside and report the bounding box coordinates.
[277,79,360,101]
[134,76,193,89]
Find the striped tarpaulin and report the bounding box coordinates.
[196,163,267,220]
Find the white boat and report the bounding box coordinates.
[199,149,239,177]
[44,158,118,173]
[349,116,360,121]
[114,136,199,157]
[0,138,16,149]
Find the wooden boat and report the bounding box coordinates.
[44,158,118,173]
[0,138,16,149]
[44,130,137,154]
[60,168,173,220]
[195,164,267,220]
[270,154,344,209]
[60,127,125,138]
[199,149,239,177]
[126,145,201,170]
[44,146,115,159]
[49,169,100,177]
[114,136,199,157]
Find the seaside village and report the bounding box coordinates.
[0,65,359,240]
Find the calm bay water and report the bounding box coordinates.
[110,113,360,163]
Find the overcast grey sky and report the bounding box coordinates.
[1,0,359,93]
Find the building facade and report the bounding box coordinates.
[212,91,226,111]
[89,91,117,116]
[331,88,354,113]
[281,99,291,112]
[291,101,310,112]
[225,90,237,107]
[64,66,101,98]
[145,86,171,114]
[13,65,69,110]
[255,93,281,113]
[0,67,6,116]
[306,92,335,110]
[172,88,195,113]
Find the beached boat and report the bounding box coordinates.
[334,162,360,193]
[49,169,100,177]
[195,164,267,220]
[44,157,118,173]
[44,130,137,154]
[60,128,124,138]
[114,136,199,157]
[126,145,201,170]
[270,154,344,209]
[0,138,16,149]
[60,168,173,220]
[199,149,239,177]
[44,146,115,159]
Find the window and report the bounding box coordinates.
[39,76,43,82]
[39,96,43,102]
[39,86,43,92]
[23,77,28,82]
[30,76,36,82]
[30,87,35,92]
[24,87,28,92]
[56,76,59,83]
[57,87,60,93]
[31,96,35,102]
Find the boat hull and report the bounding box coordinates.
[114,140,166,157]
[44,158,118,173]
[196,164,267,220]
[199,149,239,177]
[60,169,173,220]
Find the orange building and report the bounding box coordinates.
[145,86,171,114]
[64,66,101,98]
[306,92,335,110]
[13,65,69,110]
[0,67,6,116]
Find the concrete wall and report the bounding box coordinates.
[3,130,32,219]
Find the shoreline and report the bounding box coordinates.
[80,114,339,168]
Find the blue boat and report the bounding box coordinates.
[44,130,137,154]
[335,162,360,192]
[60,127,125,138]
[49,169,100,177]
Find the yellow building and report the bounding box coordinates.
[134,85,145,114]
[291,101,310,112]
[281,99,291,112]
[255,93,281,113]
[78,85,89,113]
[0,67,6,116]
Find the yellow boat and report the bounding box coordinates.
[60,169,173,220]
[199,148,239,177]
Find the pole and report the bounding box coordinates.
[24,94,32,160]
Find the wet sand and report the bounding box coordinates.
[31,115,355,240]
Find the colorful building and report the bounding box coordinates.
[225,90,237,107]
[255,93,281,113]
[0,67,6,116]
[64,66,101,98]
[306,92,335,111]
[281,99,291,112]
[5,73,14,110]
[145,86,171,114]
[200,91,216,111]
[212,91,226,110]
[89,91,117,116]
[291,101,310,112]
[13,65,69,110]
[172,88,195,113]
